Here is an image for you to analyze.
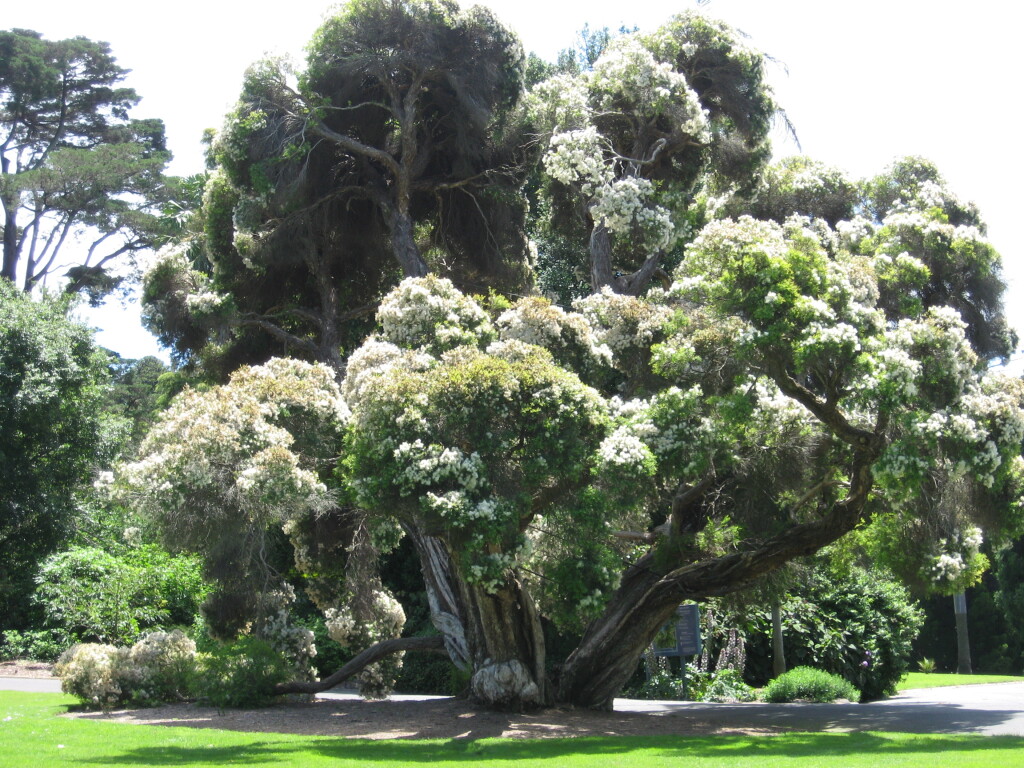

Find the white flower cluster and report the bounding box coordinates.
[257,585,317,681]
[745,376,812,430]
[323,589,406,699]
[679,216,789,287]
[123,358,344,529]
[932,552,966,582]
[377,276,493,353]
[589,37,708,140]
[423,491,506,525]
[55,630,197,709]
[929,527,985,585]
[495,297,612,371]
[543,127,610,194]
[591,177,676,249]
[574,287,672,358]
[185,290,228,316]
[342,337,434,413]
[597,426,656,473]
[392,440,486,496]
[835,216,875,250]
[55,642,122,708]
[325,590,405,650]
[525,73,591,132]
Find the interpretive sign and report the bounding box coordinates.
[652,603,702,657]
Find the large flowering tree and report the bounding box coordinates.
[326,230,1023,708]
[130,7,1024,713]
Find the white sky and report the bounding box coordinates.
[7,0,1021,369]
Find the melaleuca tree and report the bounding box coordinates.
[128,9,1024,714]
[717,156,860,227]
[721,155,1016,362]
[0,29,172,298]
[330,200,1023,709]
[119,357,414,695]
[527,13,776,296]
[143,0,534,376]
[854,157,1016,361]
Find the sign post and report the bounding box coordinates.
[650,603,702,698]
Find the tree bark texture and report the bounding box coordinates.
[772,601,787,678]
[954,591,972,675]
[405,522,547,710]
[387,206,429,278]
[273,635,445,695]
[558,444,881,709]
[588,222,664,297]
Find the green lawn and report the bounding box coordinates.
[3,692,1024,768]
[899,673,1024,691]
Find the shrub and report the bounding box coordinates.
[34,545,207,646]
[0,628,72,661]
[742,564,923,700]
[628,665,757,702]
[763,666,860,703]
[54,630,196,709]
[192,637,292,708]
[54,643,123,708]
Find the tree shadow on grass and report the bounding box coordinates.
[78,732,1024,766]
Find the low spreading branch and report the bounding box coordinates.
[273,635,445,695]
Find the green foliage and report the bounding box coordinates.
[0,281,109,628]
[100,355,169,451]
[996,539,1024,670]
[763,666,861,703]
[193,637,292,708]
[742,564,923,701]
[0,628,72,662]
[33,544,208,646]
[630,665,756,702]
[917,657,937,673]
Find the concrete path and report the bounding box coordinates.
[6,676,1024,736]
[0,676,61,693]
[611,683,1024,736]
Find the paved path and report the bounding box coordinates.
[6,676,1024,736]
[611,683,1024,737]
[0,676,61,693]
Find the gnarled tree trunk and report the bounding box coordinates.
[405,522,547,709]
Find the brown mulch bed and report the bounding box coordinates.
[2,660,774,739]
[63,696,775,740]
[0,660,55,678]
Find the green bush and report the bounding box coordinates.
[1,628,72,661]
[742,564,922,700]
[192,637,292,708]
[763,666,860,703]
[628,665,757,702]
[33,544,208,646]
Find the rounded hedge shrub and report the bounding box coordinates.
[742,564,922,700]
[763,666,860,703]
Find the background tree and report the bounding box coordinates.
[0,279,109,628]
[0,29,173,298]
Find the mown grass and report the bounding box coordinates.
[899,673,1024,691]
[3,691,1024,768]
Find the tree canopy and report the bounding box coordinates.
[0,278,110,626]
[144,0,534,376]
[125,2,1024,713]
[0,28,172,298]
